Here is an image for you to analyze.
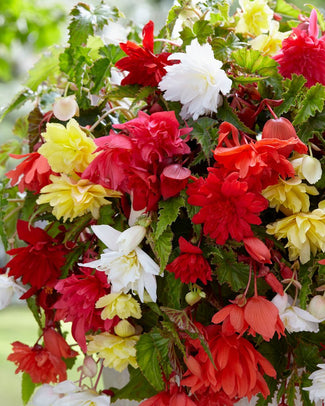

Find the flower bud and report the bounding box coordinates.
[80,355,97,378]
[53,95,79,121]
[185,289,205,306]
[308,295,325,320]
[114,320,136,337]
[262,117,297,140]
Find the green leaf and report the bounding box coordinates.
[293,83,325,126]
[158,271,183,310]
[298,109,325,143]
[211,247,250,291]
[211,32,243,60]
[275,0,301,19]
[26,297,43,330]
[188,117,218,161]
[155,196,185,239]
[0,89,34,123]
[300,372,314,406]
[298,263,314,309]
[112,366,157,402]
[217,98,256,135]
[22,373,37,405]
[136,328,170,391]
[294,342,323,371]
[274,75,307,116]
[150,226,173,271]
[90,58,111,93]
[193,20,213,44]
[25,47,61,91]
[232,48,278,76]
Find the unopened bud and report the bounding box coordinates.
[308,295,325,320]
[53,95,79,121]
[114,320,136,338]
[185,289,205,306]
[80,355,97,378]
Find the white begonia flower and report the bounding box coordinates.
[290,154,322,184]
[52,95,79,121]
[28,380,79,406]
[158,38,232,120]
[0,274,26,310]
[101,21,129,46]
[304,364,325,404]
[272,293,323,333]
[55,390,111,406]
[80,225,160,302]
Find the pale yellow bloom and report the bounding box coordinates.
[236,0,273,37]
[87,332,139,372]
[266,203,325,264]
[290,154,322,184]
[262,177,318,215]
[250,21,290,56]
[96,292,142,320]
[38,119,96,174]
[37,174,121,222]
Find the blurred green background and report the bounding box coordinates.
[0,0,324,405]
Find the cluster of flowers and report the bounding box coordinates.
[2,0,325,405]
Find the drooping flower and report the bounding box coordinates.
[7,342,67,384]
[38,119,96,174]
[290,154,322,184]
[166,237,212,284]
[159,39,232,120]
[266,203,325,264]
[6,220,70,298]
[187,168,268,244]
[235,0,273,37]
[6,152,53,194]
[37,174,121,222]
[250,21,290,56]
[115,20,175,87]
[54,268,111,352]
[181,325,276,400]
[52,95,79,121]
[272,293,322,333]
[0,274,26,309]
[274,9,325,87]
[303,364,325,404]
[262,176,318,215]
[87,332,139,372]
[80,225,160,302]
[43,328,78,360]
[96,292,142,320]
[212,295,285,341]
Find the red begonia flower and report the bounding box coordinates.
[166,237,212,284]
[274,9,325,87]
[7,341,67,384]
[140,383,197,406]
[115,20,176,87]
[6,152,53,193]
[160,164,191,200]
[243,237,271,264]
[187,168,268,244]
[181,325,276,400]
[53,268,113,352]
[43,328,78,359]
[6,220,70,298]
[212,296,285,341]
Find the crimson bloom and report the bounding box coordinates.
[181,325,276,400]
[187,168,268,245]
[53,268,113,352]
[6,152,53,193]
[212,295,285,341]
[7,341,67,384]
[140,383,197,406]
[6,220,70,298]
[115,20,176,87]
[43,328,78,359]
[274,9,325,87]
[166,237,212,284]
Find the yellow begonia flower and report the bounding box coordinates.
[262,177,318,215]
[38,119,96,174]
[87,332,139,372]
[96,292,142,320]
[250,21,290,56]
[236,0,273,37]
[266,203,325,264]
[290,154,322,184]
[37,174,121,222]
